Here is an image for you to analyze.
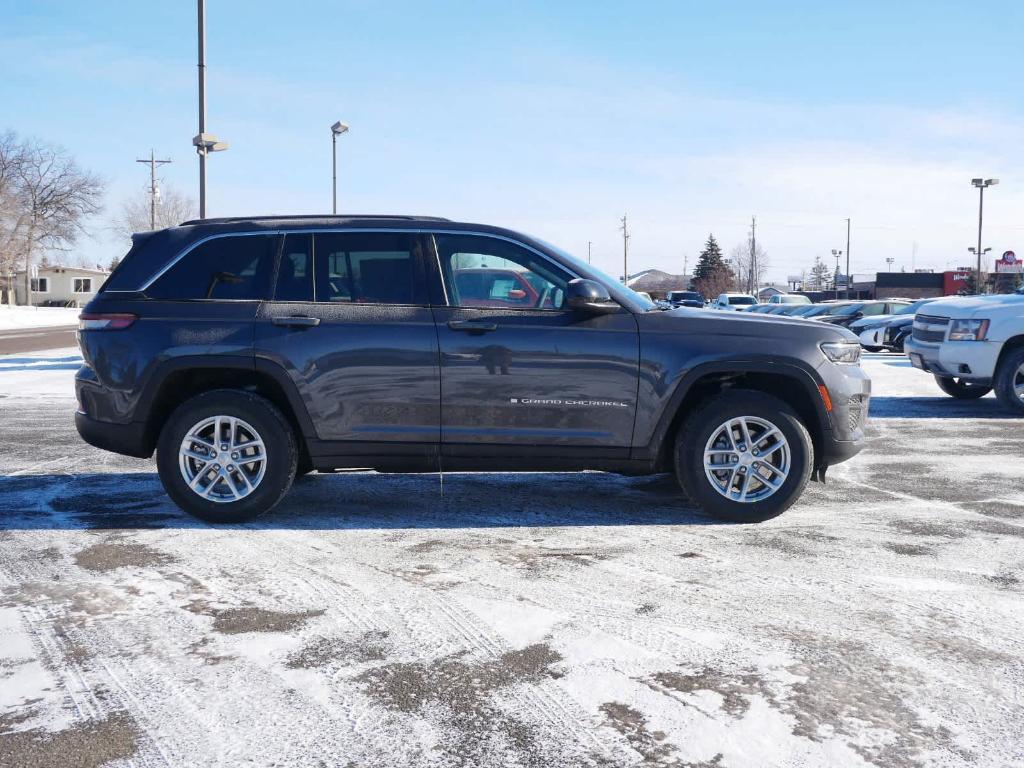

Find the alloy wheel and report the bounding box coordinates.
[178,415,267,503]
[703,416,790,503]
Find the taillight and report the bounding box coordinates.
[79,313,137,331]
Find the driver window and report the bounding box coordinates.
[434,234,568,310]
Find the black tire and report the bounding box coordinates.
[994,347,1024,415]
[674,389,813,523]
[933,375,992,399]
[157,390,298,523]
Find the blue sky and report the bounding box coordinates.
[2,0,1022,280]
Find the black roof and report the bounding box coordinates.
[179,214,451,226]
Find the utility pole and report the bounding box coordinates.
[845,218,851,300]
[619,214,630,284]
[749,215,757,294]
[587,240,592,264]
[197,0,206,218]
[136,150,172,230]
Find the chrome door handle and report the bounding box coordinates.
[272,316,320,328]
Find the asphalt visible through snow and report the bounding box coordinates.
[0,327,77,355]
[0,349,1021,767]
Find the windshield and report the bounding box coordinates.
[669,291,702,301]
[832,303,863,316]
[730,296,757,305]
[896,299,931,315]
[536,238,657,310]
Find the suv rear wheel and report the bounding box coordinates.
[157,390,298,523]
[934,375,992,399]
[675,390,813,523]
[994,347,1024,415]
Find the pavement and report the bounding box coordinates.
[0,349,1021,767]
[0,327,78,355]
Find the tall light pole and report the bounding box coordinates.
[844,218,851,300]
[971,178,998,294]
[831,249,842,299]
[619,214,630,284]
[885,257,895,271]
[136,150,172,230]
[192,0,228,219]
[331,121,349,214]
[587,240,592,264]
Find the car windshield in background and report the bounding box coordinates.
[895,299,932,315]
[831,303,864,316]
[731,296,757,305]
[668,291,703,302]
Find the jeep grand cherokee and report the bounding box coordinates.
[76,215,870,523]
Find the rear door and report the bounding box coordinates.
[429,232,640,450]
[254,230,440,454]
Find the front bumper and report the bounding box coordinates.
[75,411,153,459]
[904,337,999,382]
[816,361,871,467]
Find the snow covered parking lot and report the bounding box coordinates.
[0,350,1022,767]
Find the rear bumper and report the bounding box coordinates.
[75,411,153,459]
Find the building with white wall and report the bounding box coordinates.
[13,265,109,307]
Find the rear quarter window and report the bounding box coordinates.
[146,235,276,300]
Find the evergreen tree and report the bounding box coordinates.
[693,234,726,280]
[108,255,121,272]
[809,255,831,291]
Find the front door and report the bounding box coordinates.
[254,230,440,452]
[429,233,640,450]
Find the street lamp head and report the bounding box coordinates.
[983,247,992,254]
[968,247,977,254]
[331,121,350,135]
[986,178,999,186]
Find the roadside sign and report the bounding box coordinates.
[996,250,1022,273]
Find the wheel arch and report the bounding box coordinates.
[646,359,830,471]
[137,356,314,460]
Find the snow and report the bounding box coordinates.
[0,349,1022,766]
[0,346,81,400]
[0,306,80,331]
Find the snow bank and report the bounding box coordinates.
[0,306,80,331]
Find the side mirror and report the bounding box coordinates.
[565,279,620,313]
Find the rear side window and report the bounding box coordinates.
[314,232,422,305]
[147,235,275,300]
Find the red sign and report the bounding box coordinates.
[943,270,972,294]
[996,250,1022,273]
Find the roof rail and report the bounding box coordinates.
[178,214,452,226]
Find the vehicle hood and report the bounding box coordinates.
[647,306,857,342]
[920,293,1024,318]
[850,313,897,329]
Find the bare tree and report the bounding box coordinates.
[729,241,770,294]
[0,132,104,304]
[110,185,197,243]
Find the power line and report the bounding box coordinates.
[135,149,173,230]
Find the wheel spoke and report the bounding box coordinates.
[737,471,751,501]
[738,419,753,449]
[179,414,267,505]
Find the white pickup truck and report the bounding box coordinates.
[904,288,1024,414]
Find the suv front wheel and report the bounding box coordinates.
[994,347,1024,415]
[933,375,992,399]
[675,390,813,523]
[157,390,298,523]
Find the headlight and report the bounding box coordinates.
[948,318,989,341]
[820,341,861,364]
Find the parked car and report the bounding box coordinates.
[76,215,870,524]
[665,290,705,308]
[767,294,812,305]
[712,293,759,311]
[904,288,1024,413]
[815,301,910,329]
[882,316,914,353]
[850,298,936,351]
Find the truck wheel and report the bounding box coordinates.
[157,390,298,523]
[994,348,1024,415]
[934,375,992,399]
[674,390,813,523]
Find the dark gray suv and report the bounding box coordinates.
[76,215,870,524]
